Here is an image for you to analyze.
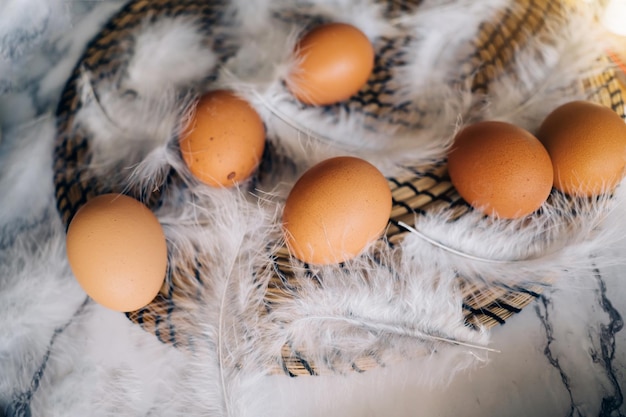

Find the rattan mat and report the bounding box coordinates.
[53,0,626,376]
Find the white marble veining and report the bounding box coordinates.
[1,2,626,416]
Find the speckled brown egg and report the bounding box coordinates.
[180,90,266,187]
[447,121,554,219]
[66,194,168,312]
[537,100,626,197]
[282,156,392,265]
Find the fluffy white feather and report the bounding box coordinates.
[0,0,68,92]
[75,78,192,196]
[0,206,86,410]
[124,17,220,96]
[0,117,57,224]
[481,9,616,130]
[225,0,515,176]
[3,0,626,416]
[403,186,626,291]
[396,0,511,92]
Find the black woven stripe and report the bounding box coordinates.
[351,362,366,373]
[462,303,506,325]
[405,167,445,181]
[449,198,471,209]
[154,310,164,343]
[135,308,145,326]
[483,0,540,62]
[368,350,386,369]
[350,93,394,108]
[387,177,402,188]
[465,0,550,91]
[461,303,474,313]
[610,96,626,114]
[389,178,421,195]
[377,36,403,56]
[587,81,618,103]
[56,130,87,161]
[609,87,623,99]
[512,286,542,299]
[293,350,317,376]
[379,0,423,17]
[82,55,124,71]
[166,270,177,346]
[194,261,204,285]
[422,189,452,203]
[491,300,522,314]
[391,197,426,216]
[463,319,480,331]
[388,218,403,229]
[373,114,413,128]
[87,35,130,56]
[384,41,410,60]
[283,359,297,377]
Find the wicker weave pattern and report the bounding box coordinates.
[53,0,626,376]
[54,0,235,226]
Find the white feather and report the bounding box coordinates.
[3,0,626,415]
[482,9,616,130]
[396,0,511,92]
[0,116,56,225]
[125,17,220,96]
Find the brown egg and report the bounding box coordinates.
[537,100,626,197]
[447,121,553,219]
[180,90,266,187]
[286,23,375,106]
[282,156,392,265]
[66,194,168,312]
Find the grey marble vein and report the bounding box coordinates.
[592,268,625,417]
[536,295,585,417]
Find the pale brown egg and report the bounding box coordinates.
[286,23,375,106]
[66,194,168,312]
[282,156,392,265]
[537,100,626,197]
[447,121,554,219]
[180,90,266,187]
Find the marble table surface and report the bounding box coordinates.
[1,1,626,416]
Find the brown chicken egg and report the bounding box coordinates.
[66,194,168,312]
[286,23,375,106]
[447,121,554,219]
[282,156,392,265]
[537,100,626,197]
[180,90,266,187]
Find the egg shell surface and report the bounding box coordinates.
[447,121,554,219]
[537,100,626,197]
[180,90,266,187]
[66,193,168,312]
[287,23,375,106]
[282,156,392,265]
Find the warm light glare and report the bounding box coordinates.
[602,0,626,36]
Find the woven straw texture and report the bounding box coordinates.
[54,0,626,376]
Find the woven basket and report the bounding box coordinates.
[54,0,626,377]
